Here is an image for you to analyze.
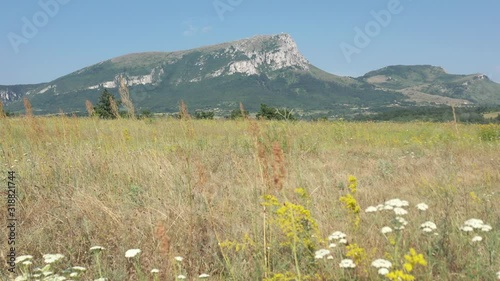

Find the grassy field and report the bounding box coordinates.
[0,117,499,280]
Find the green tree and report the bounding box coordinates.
[230,108,249,120]
[195,111,215,120]
[94,89,120,119]
[256,104,295,121]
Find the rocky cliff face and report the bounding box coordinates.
[224,34,310,75]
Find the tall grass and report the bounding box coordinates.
[0,117,498,280]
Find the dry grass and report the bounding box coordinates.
[0,117,499,280]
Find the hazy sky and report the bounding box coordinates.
[1,0,499,85]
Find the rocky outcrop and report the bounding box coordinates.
[0,89,20,102]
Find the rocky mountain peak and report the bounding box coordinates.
[222,33,310,75]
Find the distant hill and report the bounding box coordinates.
[361,65,500,105]
[2,34,500,116]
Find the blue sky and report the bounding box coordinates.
[1,0,499,85]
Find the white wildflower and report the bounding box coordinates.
[175,256,184,262]
[460,226,474,232]
[463,219,485,229]
[481,224,492,232]
[328,231,347,240]
[376,204,385,211]
[385,199,409,208]
[177,275,187,279]
[371,259,392,269]
[396,217,408,226]
[329,243,337,248]
[420,221,437,232]
[378,268,390,275]
[125,249,141,258]
[381,226,393,234]
[496,271,500,279]
[365,206,378,213]
[199,273,210,278]
[151,269,160,274]
[416,203,429,211]
[327,255,334,260]
[22,261,32,266]
[383,205,394,210]
[72,266,86,272]
[339,238,348,244]
[70,272,79,278]
[314,249,331,259]
[394,207,408,216]
[339,259,356,268]
[472,236,483,242]
[43,254,65,264]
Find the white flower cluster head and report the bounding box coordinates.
[43,254,65,264]
[460,219,492,232]
[381,226,393,234]
[125,249,141,258]
[420,221,437,233]
[199,273,210,278]
[175,256,184,262]
[328,231,348,244]
[471,236,483,242]
[394,216,408,230]
[496,271,500,279]
[365,198,411,216]
[372,259,392,275]
[416,203,429,211]
[314,249,332,260]
[339,259,356,268]
[460,219,492,243]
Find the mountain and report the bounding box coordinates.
[362,65,500,105]
[2,34,500,116]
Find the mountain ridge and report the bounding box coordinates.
[2,34,500,116]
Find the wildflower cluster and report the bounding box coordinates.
[339,175,361,227]
[339,259,356,269]
[459,218,493,242]
[219,233,256,252]
[275,201,319,248]
[420,221,438,234]
[13,253,85,281]
[12,248,210,281]
[345,243,367,266]
[386,248,427,281]
[328,231,348,247]
[371,259,392,276]
[365,198,410,216]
